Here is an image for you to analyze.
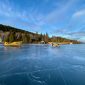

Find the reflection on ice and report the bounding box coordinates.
[73,56,85,61]
[0,44,85,85]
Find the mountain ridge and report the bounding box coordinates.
[0,24,81,44]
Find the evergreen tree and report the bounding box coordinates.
[44,33,49,43]
[9,33,14,42]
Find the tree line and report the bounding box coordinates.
[50,36,81,44]
[0,24,81,44]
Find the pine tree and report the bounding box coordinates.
[44,33,49,43]
[9,33,14,42]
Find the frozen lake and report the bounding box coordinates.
[0,44,85,85]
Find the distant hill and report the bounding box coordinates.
[0,24,34,34]
[0,24,81,44]
[50,36,81,44]
[0,24,49,43]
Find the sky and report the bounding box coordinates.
[0,0,85,41]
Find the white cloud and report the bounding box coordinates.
[73,9,85,17]
[0,1,38,29]
[0,0,81,34]
[24,0,78,32]
[68,31,85,36]
[0,1,12,17]
[44,0,78,24]
[64,9,85,32]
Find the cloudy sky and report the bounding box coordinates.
[0,0,85,41]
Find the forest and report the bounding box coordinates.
[0,24,81,44]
